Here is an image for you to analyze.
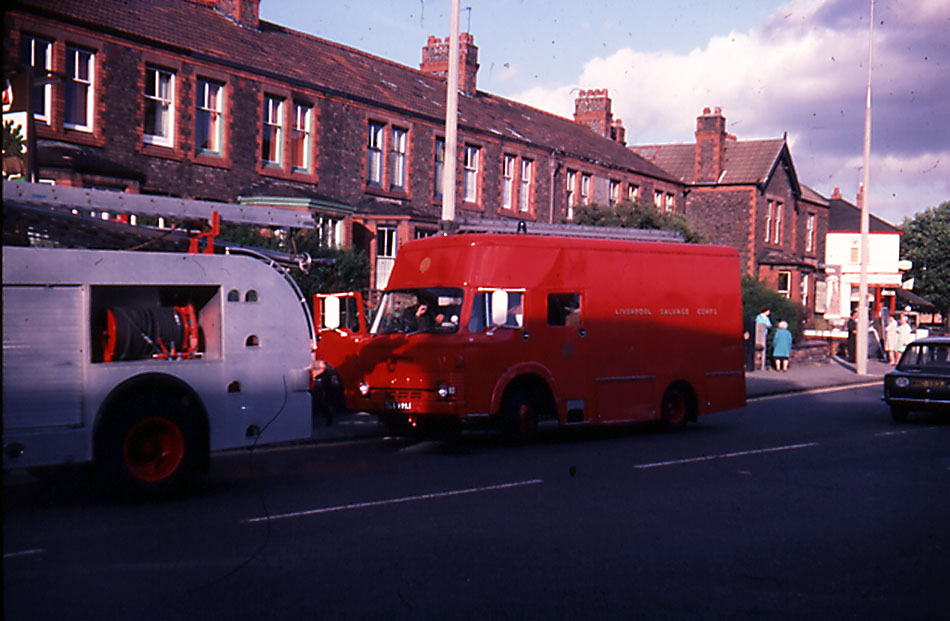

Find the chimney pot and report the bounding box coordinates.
[420,34,479,96]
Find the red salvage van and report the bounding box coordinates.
[317,234,746,439]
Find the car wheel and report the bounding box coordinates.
[890,406,908,423]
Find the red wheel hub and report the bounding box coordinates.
[123,417,185,482]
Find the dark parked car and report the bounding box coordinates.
[883,336,950,422]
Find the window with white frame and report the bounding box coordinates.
[20,35,52,122]
[628,184,639,203]
[519,159,532,212]
[581,174,591,206]
[65,46,95,131]
[314,214,343,249]
[654,189,663,209]
[262,95,283,165]
[434,138,445,198]
[801,273,809,308]
[565,170,576,218]
[144,66,174,146]
[609,180,620,205]
[773,200,783,244]
[501,154,515,210]
[765,199,785,243]
[463,145,479,203]
[805,212,816,253]
[366,121,384,186]
[291,102,312,171]
[415,228,438,239]
[665,193,675,214]
[376,226,398,289]
[389,127,407,190]
[195,78,224,154]
[777,271,791,298]
[377,226,397,258]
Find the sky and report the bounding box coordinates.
[259,0,950,226]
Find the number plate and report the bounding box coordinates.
[385,401,412,411]
[914,379,946,389]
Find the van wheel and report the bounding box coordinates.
[502,389,539,443]
[96,392,201,499]
[660,386,690,431]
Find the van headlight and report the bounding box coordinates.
[359,380,370,397]
[437,383,455,399]
[895,377,910,388]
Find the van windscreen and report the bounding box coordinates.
[371,288,463,335]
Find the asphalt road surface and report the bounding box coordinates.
[4,384,948,620]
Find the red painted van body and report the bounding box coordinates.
[317,234,745,436]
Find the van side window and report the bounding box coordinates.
[469,290,524,332]
[548,293,581,326]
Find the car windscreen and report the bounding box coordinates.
[897,344,950,371]
[370,288,463,335]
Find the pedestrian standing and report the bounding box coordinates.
[885,315,899,364]
[754,307,772,370]
[896,315,913,358]
[743,314,756,372]
[772,320,793,372]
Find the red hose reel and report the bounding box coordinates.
[102,303,199,362]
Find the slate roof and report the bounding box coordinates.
[827,196,899,233]
[630,138,787,186]
[799,184,830,207]
[14,0,676,183]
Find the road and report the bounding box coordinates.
[4,384,948,620]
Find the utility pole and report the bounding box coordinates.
[857,0,874,375]
[440,0,460,232]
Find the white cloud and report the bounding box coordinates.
[508,0,950,221]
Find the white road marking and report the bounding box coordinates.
[244,479,544,524]
[3,548,45,559]
[633,442,819,469]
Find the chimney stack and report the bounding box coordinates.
[574,89,611,137]
[610,118,626,146]
[420,33,479,96]
[831,187,842,200]
[574,89,627,144]
[202,0,260,29]
[694,106,731,183]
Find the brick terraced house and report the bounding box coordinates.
[4,0,682,289]
[5,0,832,314]
[631,107,830,318]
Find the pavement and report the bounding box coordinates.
[311,355,893,443]
[745,354,891,399]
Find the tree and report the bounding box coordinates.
[900,201,950,319]
[216,223,370,300]
[741,274,801,336]
[3,119,27,180]
[571,199,706,243]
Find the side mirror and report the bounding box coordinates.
[490,290,509,327]
[324,295,341,330]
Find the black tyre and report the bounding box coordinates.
[501,388,539,443]
[96,391,203,499]
[660,385,691,431]
[890,406,909,423]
